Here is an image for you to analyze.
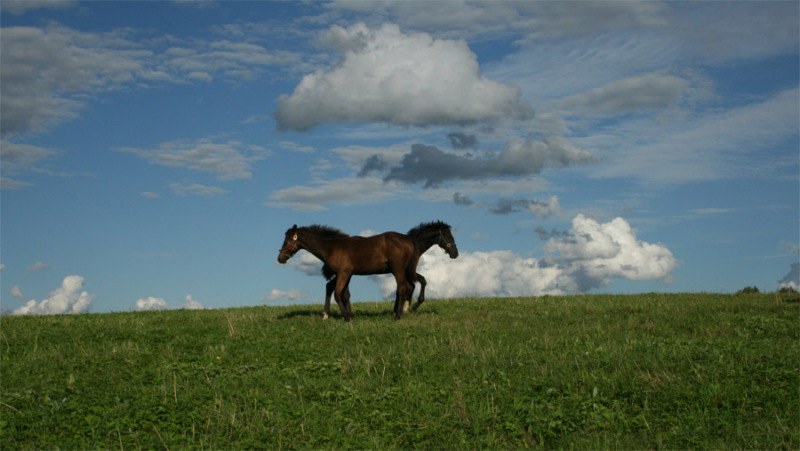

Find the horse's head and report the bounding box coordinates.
[277,224,300,263]
[438,225,459,259]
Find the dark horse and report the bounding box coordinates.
[277,224,417,321]
[322,221,458,318]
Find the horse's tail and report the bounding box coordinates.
[321,264,335,281]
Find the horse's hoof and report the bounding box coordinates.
[402,300,410,313]
[322,312,329,320]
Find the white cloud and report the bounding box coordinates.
[544,215,678,287]
[779,263,799,291]
[11,275,94,315]
[282,250,324,276]
[118,138,266,180]
[183,294,205,310]
[135,296,168,311]
[261,288,309,303]
[377,214,677,299]
[134,295,205,311]
[274,22,531,131]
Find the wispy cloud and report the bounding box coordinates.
[118,138,267,180]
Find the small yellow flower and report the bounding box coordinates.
[216,356,221,360]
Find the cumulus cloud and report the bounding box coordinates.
[377,215,677,298]
[261,288,309,303]
[778,262,799,291]
[282,250,324,276]
[134,295,205,311]
[183,294,205,310]
[118,138,266,180]
[544,215,678,288]
[274,23,531,131]
[135,297,168,311]
[11,275,94,315]
[383,138,592,188]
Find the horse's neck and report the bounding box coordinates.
[412,231,439,255]
[300,235,334,262]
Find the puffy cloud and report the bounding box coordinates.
[134,295,205,311]
[11,275,93,315]
[118,138,266,180]
[261,288,309,303]
[778,263,799,291]
[274,23,531,131]
[544,215,678,289]
[377,215,677,299]
[135,297,168,311]
[383,138,592,188]
[183,294,205,310]
[282,250,324,276]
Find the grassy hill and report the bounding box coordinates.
[2,293,798,448]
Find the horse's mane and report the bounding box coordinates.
[299,224,349,239]
[407,220,450,239]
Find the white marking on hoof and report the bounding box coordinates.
[403,300,410,313]
[322,312,329,320]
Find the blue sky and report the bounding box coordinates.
[1,0,798,314]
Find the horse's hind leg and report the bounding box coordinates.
[334,273,354,322]
[324,277,336,320]
[392,273,411,320]
[411,273,426,311]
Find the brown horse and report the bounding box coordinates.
[277,224,416,321]
[322,221,458,317]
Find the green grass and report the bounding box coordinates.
[2,293,798,448]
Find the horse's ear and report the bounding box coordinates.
[292,224,297,231]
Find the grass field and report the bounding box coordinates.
[1,293,798,448]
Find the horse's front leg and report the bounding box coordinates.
[411,273,427,311]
